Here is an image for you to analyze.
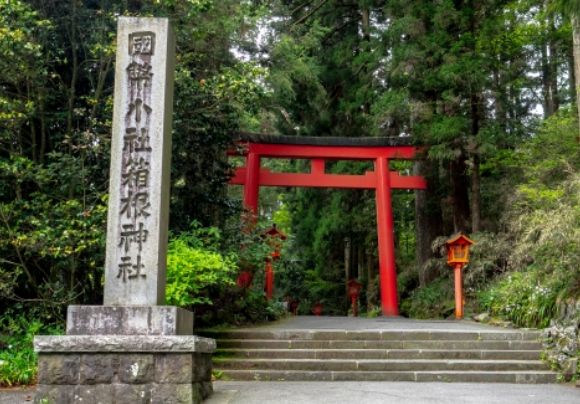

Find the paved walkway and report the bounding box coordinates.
[207,381,580,404]
[220,315,524,331]
[2,382,579,404]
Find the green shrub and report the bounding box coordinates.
[0,316,62,387]
[479,272,560,328]
[166,225,236,308]
[400,277,454,319]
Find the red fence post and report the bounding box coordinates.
[375,157,399,316]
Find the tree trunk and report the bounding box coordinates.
[66,0,79,138]
[573,17,580,138]
[568,38,577,104]
[366,248,374,309]
[414,160,443,286]
[549,15,560,114]
[542,38,556,118]
[450,158,470,233]
[470,92,481,233]
[470,154,481,233]
[361,7,371,115]
[38,89,47,163]
[493,66,507,132]
[344,237,351,295]
[357,245,364,282]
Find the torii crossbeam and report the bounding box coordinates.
[229,133,427,316]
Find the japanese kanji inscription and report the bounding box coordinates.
[104,18,175,306]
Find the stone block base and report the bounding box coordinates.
[67,306,194,335]
[34,336,215,404]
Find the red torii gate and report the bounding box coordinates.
[229,134,426,316]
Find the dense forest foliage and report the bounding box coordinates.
[0,0,578,385]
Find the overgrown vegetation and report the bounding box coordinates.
[0,316,61,386]
[400,110,579,328]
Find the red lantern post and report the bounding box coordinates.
[262,224,287,300]
[347,279,363,317]
[445,234,475,320]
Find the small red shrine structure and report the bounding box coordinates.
[446,233,475,319]
[229,133,426,316]
[262,224,287,300]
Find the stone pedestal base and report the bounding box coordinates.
[66,306,194,335]
[34,335,215,404]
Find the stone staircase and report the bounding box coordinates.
[202,328,557,383]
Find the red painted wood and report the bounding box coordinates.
[247,143,419,160]
[311,159,325,174]
[230,168,426,190]
[243,152,260,213]
[375,157,399,316]
[454,263,464,319]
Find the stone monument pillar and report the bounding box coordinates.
[34,17,215,404]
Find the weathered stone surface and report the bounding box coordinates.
[37,354,80,384]
[542,303,579,382]
[67,305,193,335]
[192,354,212,382]
[80,354,117,384]
[34,335,216,353]
[191,383,204,404]
[155,354,192,383]
[104,16,175,306]
[199,381,213,399]
[473,312,491,323]
[113,384,152,403]
[119,354,155,383]
[74,384,114,404]
[151,383,194,404]
[35,385,74,403]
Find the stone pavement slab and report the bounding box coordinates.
[3,382,579,404]
[207,381,580,404]
[223,315,530,332]
[0,387,34,404]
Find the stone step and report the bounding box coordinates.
[213,358,547,372]
[216,339,543,351]
[216,348,541,360]
[202,329,541,342]
[216,369,558,383]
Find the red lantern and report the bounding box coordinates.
[262,224,287,260]
[261,224,287,300]
[312,302,323,316]
[445,234,475,320]
[236,271,253,289]
[446,234,474,266]
[347,279,362,317]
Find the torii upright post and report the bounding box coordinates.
[375,157,399,316]
[243,152,260,215]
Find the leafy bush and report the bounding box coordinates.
[165,224,236,308]
[479,272,561,328]
[400,277,454,319]
[0,316,62,387]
